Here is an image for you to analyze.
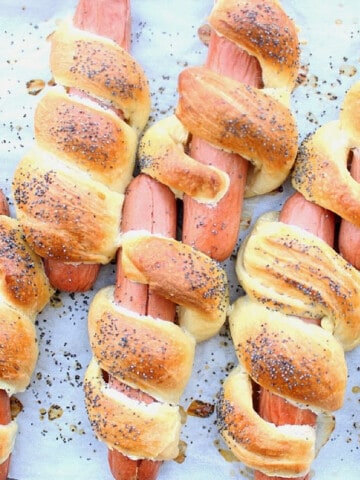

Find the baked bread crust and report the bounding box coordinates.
[0,213,53,464]
[120,230,229,342]
[208,0,300,89]
[293,81,360,225]
[50,20,150,134]
[236,212,360,351]
[230,296,347,412]
[13,148,123,263]
[217,365,317,477]
[0,215,53,318]
[139,115,229,204]
[84,358,181,461]
[12,18,150,266]
[34,88,137,192]
[0,422,17,465]
[88,286,195,404]
[176,66,298,197]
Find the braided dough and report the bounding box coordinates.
[229,296,346,412]
[293,80,360,225]
[208,0,300,90]
[87,286,195,404]
[176,66,298,197]
[12,20,150,265]
[50,20,150,134]
[139,115,230,204]
[0,214,53,463]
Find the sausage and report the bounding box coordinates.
[182,30,262,261]
[0,192,11,480]
[73,0,131,48]
[42,0,132,292]
[107,174,177,480]
[338,149,360,268]
[254,191,336,480]
[44,260,101,293]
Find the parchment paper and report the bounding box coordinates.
[0,1,359,479]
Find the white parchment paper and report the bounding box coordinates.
[0,1,359,479]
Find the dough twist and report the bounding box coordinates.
[12,20,150,265]
[0,193,53,467]
[139,0,300,201]
[84,229,229,460]
[218,212,359,477]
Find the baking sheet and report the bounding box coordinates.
[0,0,359,479]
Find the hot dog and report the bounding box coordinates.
[107,174,176,480]
[12,0,150,293]
[254,191,335,480]
[181,31,260,261]
[84,169,229,477]
[138,0,300,262]
[43,0,132,292]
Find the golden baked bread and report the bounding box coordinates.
[84,172,230,465]
[87,286,195,403]
[218,365,318,478]
[236,212,360,351]
[50,21,150,134]
[208,0,299,90]
[0,208,53,467]
[34,88,137,192]
[218,211,359,477]
[292,80,360,225]
[84,229,229,459]
[84,357,182,461]
[139,0,299,205]
[139,115,229,204]
[13,148,123,264]
[229,296,347,412]
[176,66,298,197]
[12,19,150,266]
[120,230,229,342]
